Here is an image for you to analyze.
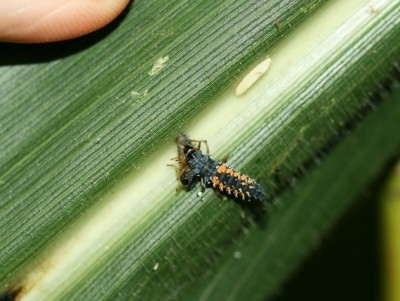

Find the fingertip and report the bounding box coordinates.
[0,0,130,43]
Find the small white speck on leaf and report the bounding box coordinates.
[197,191,203,197]
[153,262,159,270]
[149,56,169,76]
[233,251,242,259]
[235,57,272,96]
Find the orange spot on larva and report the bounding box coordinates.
[212,176,220,187]
[226,169,234,175]
[217,165,227,173]
[233,172,241,178]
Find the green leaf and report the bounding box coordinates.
[1,0,399,300]
[187,85,400,301]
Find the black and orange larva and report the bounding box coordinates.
[176,134,266,202]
